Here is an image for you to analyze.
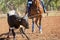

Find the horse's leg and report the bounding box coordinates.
[32,18,35,32]
[39,16,42,33]
[35,18,39,27]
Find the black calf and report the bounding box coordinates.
[7,13,29,40]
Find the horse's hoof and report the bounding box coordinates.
[39,29,42,34]
[39,31,42,34]
[40,31,42,34]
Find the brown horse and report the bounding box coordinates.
[26,0,44,33]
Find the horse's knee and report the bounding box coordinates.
[35,20,37,24]
[35,18,38,24]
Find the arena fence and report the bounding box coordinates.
[0,11,60,18]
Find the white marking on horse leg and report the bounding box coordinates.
[39,25,42,34]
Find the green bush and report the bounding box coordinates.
[0,0,60,14]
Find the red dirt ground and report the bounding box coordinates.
[0,16,60,40]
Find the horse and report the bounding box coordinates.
[7,10,29,40]
[26,0,44,33]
